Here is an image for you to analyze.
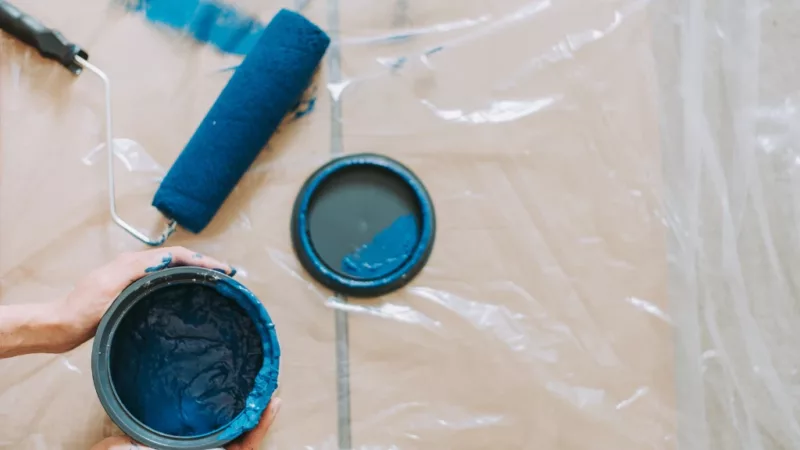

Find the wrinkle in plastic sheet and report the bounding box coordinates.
[0,0,695,448]
[654,0,800,448]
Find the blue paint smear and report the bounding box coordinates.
[291,85,318,120]
[110,284,264,436]
[425,46,443,56]
[145,253,173,273]
[124,0,265,55]
[385,33,411,42]
[341,214,419,278]
[389,56,407,70]
[293,96,316,120]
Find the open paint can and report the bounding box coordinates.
[92,267,279,450]
[291,153,436,297]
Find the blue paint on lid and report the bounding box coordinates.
[341,214,419,278]
[291,154,436,297]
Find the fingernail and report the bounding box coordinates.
[229,266,238,277]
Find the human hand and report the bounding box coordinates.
[57,247,233,352]
[90,398,281,450]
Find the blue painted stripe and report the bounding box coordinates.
[123,0,265,55]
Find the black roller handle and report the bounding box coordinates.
[0,0,88,74]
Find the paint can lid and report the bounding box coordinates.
[291,153,436,297]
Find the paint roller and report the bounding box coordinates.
[0,2,330,244]
[153,9,330,234]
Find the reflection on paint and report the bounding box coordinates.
[123,0,264,55]
[341,214,419,278]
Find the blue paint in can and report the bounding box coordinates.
[93,268,280,449]
[110,284,263,436]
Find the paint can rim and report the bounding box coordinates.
[290,153,436,297]
[91,267,280,450]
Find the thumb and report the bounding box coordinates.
[233,398,282,449]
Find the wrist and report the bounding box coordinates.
[0,303,88,358]
[27,303,85,354]
[49,303,91,352]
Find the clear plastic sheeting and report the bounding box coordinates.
[0,0,730,448]
[656,0,800,448]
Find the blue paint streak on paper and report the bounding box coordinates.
[385,33,411,42]
[425,46,443,56]
[341,214,419,278]
[390,56,407,70]
[291,85,318,120]
[145,253,173,273]
[293,96,317,119]
[124,0,265,55]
